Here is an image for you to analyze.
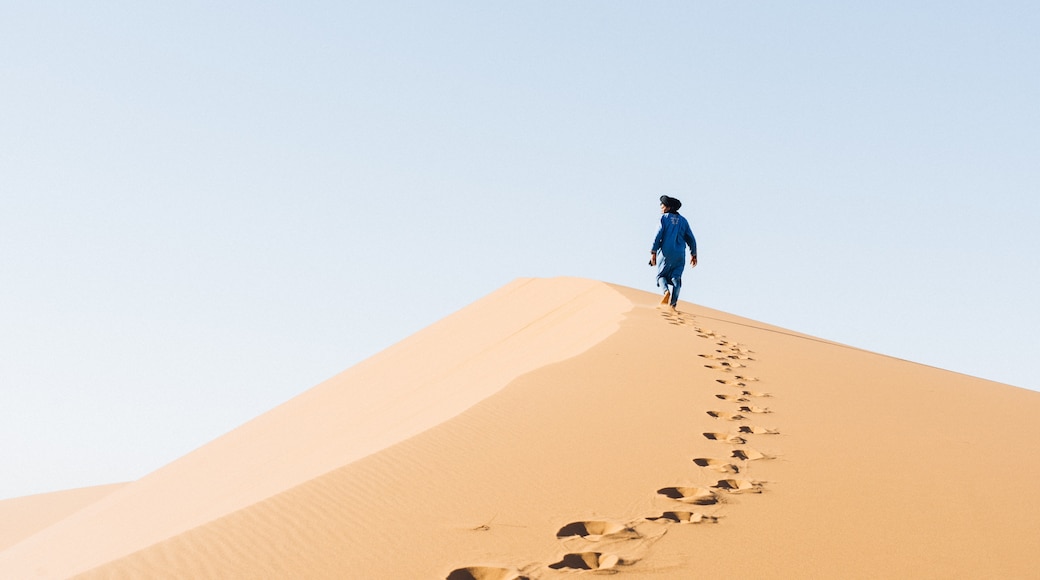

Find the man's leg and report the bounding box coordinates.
[657,275,671,305]
[669,277,682,307]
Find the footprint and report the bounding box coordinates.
[722,345,754,353]
[704,363,746,372]
[548,552,621,571]
[556,521,637,540]
[692,458,740,473]
[738,405,772,414]
[662,314,689,326]
[731,448,774,461]
[715,394,751,403]
[739,390,772,398]
[706,411,746,421]
[714,349,755,361]
[646,511,720,524]
[702,432,747,444]
[733,375,759,382]
[712,479,765,494]
[737,425,780,435]
[716,379,750,388]
[657,486,720,505]
[701,353,751,361]
[446,567,529,580]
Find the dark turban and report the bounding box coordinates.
[660,195,682,211]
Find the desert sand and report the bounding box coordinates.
[0,484,126,552]
[1,277,1038,579]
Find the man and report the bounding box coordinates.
[650,195,697,309]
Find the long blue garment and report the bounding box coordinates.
[652,211,697,291]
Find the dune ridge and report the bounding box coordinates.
[3,277,1038,578]
[0,277,630,579]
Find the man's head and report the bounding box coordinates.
[660,195,682,212]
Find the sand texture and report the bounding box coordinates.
[2,277,1038,579]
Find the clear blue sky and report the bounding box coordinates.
[2,2,1037,500]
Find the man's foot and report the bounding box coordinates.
[660,291,671,305]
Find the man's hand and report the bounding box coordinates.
[649,252,657,267]
[690,255,698,267]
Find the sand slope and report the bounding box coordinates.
[0,278,630,579]
[0,484,126,552]
[2,277,1038,579]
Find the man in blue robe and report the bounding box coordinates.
[650,195,697,309]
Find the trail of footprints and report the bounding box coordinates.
[446,308,781,579]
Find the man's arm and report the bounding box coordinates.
[649,216,666,266]
[651,216,666,253]
[685,224,697,267]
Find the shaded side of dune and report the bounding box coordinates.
[0,484,127,551]
[0,278,632,579]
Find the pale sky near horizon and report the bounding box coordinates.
[2,2,1038,500]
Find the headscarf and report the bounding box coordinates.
[660,195,682,211]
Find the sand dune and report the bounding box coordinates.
[2,277,1038,578]
[0,484,126,552]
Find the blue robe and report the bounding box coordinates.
[652,211,697,286]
